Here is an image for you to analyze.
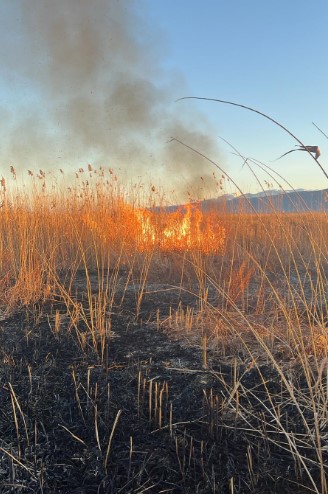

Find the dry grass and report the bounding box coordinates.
[0,165,327,493]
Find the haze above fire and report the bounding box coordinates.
[0,0,222,201]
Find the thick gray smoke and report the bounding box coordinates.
[0,0,222,201]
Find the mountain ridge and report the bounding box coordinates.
[202,188,328,213]
[162,188,328,213]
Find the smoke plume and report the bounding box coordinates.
[0,0,222,201]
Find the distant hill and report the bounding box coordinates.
[200,188,328,213]
[161,189,328,214]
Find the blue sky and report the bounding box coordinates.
[0,0,327,198]
[144,0,328,191]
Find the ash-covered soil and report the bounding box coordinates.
[0,272,326,493]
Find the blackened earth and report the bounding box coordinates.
[0,273,326,493]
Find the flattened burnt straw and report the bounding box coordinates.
[177,96,328,181]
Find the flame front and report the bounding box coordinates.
[82,201,225,254]
[136,203,225,253]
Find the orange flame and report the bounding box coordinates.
[82,201,225,254]
[136,203,225,253]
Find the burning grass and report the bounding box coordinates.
[0,167,327,493]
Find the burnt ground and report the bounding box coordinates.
[0,273,326,493]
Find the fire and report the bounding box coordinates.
[136,203,225,253]
[82,200,225,254]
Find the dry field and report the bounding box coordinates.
[0,166,327,493]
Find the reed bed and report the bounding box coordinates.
[0,161,327,493]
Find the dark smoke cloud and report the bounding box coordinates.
[0,0,222,200]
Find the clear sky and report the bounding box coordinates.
[0,0,327,199]
[144,0,328,191]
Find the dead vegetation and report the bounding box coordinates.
[0,167,327,493]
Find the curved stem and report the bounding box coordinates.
[177,96,328,182]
